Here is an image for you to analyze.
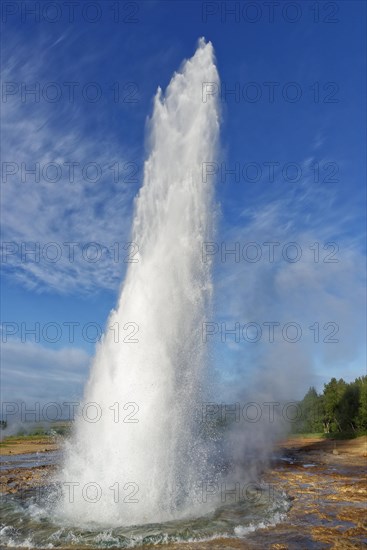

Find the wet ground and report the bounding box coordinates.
[151,437,367,549]
[1,435,366,549]
[1,436,59,495]
[256,436,367,549]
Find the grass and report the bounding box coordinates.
[291,431,367,440]
[0,422,72,444]
[289,433,324,439]
[322,430,367,440]
[1,433,52,441]
[0,433,55,447]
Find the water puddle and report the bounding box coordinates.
[0,451,61,471]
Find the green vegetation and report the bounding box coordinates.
[0,422,71,439]
[0,433,53,448]
[293,376,367,437]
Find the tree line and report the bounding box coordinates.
[293,376,367,434]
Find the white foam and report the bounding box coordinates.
[234,511,287,536]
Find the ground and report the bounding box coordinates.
[0,434,58,455]
[1,434,366,549]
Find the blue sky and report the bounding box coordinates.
[1,0,366,405]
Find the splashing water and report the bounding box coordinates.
[57,38,220,527]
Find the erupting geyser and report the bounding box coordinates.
[57,39,220,526]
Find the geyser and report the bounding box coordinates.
[57,38,220,526]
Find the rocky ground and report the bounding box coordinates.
[256,435,367,549]
[0,435,58,495]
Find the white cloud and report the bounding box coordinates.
[1,35,139,294]
[1,339,91,403]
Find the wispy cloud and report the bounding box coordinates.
[1,36,139,294]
